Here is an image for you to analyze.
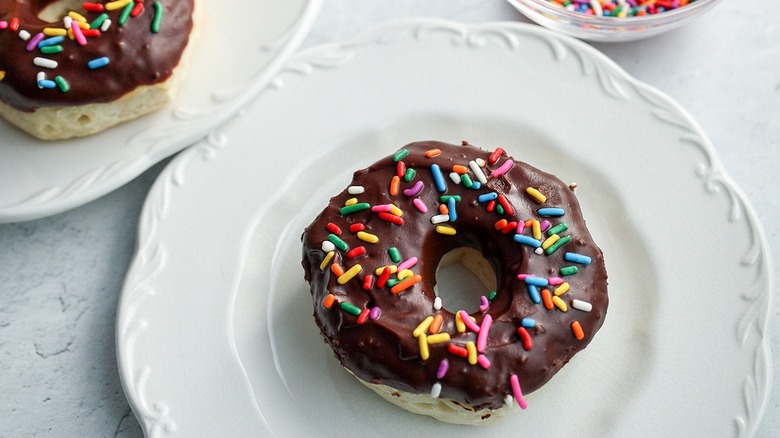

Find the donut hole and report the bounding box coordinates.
[37,0,86,23]
[433,247,497,314]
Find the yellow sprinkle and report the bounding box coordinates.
[397,269,414,280]
[43,28,68,36]
[67,28,74,40]
[426,333,451,344]
[68,11,87,22]
[344,197,358,206]
[542,234,560,250]
[418,333,430,360]
[552,295,568,312]
[413,316,434,338]
[357,231,379,244]
[319,251,335,271]
[374,265,398,276]
[532,220,542,240]
[526,187,547,203]
[466,341,478,365]
[435,225,457,236]
[105,0,132,11]
[337,264,362,285]
[0,71,4,81]
[455,310,466,333]
[78,21,89,30]
[554,282,570,296]
[389,204,403,217]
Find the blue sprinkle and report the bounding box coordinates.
[471,181,481,190]
[477,192,498,203]
[38,79,56,89]
[447,197,457,222]
[537,207,565,217]
[527,285,541,304]
[513,234,541,248]
[430,164,447,193]
[38,36,64,48]
[565,252,592,265]
[521,318,536,328]
[87,56,110,69]
[524,276,549,287]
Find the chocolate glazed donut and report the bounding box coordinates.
[0,0,193,110]
[302,141,608,423]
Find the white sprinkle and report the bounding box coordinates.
[476,157,486,167]
[534,247,543,255]
[449,172,461,184]
[431,214,449,224]
[590,0,603,15]
[33,57,57,69]
[433,296,442,310]
[348,185,364,195]
[101,18,112,32]
[18,30,31,41]
[36,72,45,89]
[63,16,73,29]
[469,160,487,184]
[321,240,335,252]
[430,382,442,398]
[572,299,593,312]
[504,394,514,407]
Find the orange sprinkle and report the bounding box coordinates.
[389,175,400,196]
[425,148,442,158]
[494,219,508,230]
[571,321,585,340]
[524,219,535,227]
[323,294,336,308]
[391,274,422,294]
[439,204,449,215]
[430,314,444,334]
[452,164,468,174]
[541,289,554,310]
[330,263,345,277]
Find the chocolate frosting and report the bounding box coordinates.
[0,0,193,111]
[302,141,608,411]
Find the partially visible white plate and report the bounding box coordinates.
[118,20,773,437]
[0,0,322,223]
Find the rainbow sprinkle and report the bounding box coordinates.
[545,0,698,17]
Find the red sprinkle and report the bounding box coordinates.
[378,211,403,225]
[488,147,505,164]
[497,194,514,216]
[10,17,20,31]
[363,274,374,290]
[346,246,366,258]
[130,2,144,17]
[517,326,533,351]
[349,223,365,233]
[326,222,342,235]
[82,29,101,37]
[448,344,469,358]
[83,2,105,11]
[486,200,496,212]
[377,267,391,288]
[502,221,517,234]
[357,308,370,324]
[396,161,406,178]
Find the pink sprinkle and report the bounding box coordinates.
[413,198,427,213]
[491,159,514,177]
[0,21,7,30]
[548,277,564,286]
[476,314,492,352]
[369,307,381,320]
[26,32,44,51]
[477,354,491,369]
[436,359,449,379]
[397,256,418,271]
[478,295,489,312]
[71,20,87,46]
[517,273,530,280]
[371,204,392,212]
[459,310,480,333]
[540,220,551,232]
[403,180,424,197]
[510,374,528,409]
[516,221,525,234]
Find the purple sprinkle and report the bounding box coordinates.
[403,180,424,197]
[369,307,381,320]
[436,359,449,379]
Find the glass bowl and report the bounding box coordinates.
[506,0,724,42]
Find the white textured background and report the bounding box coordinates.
[1,1,777,436]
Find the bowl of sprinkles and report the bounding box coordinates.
[506,0,724,41]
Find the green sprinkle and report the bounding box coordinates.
[339,203,371,215]
[496,204,505,215]
[403,168,416,182]
[560,266,579,276]
[545,235,571,255]
[151,1,163,33]
[487,290,497,301]
[90,13,108,29]
[393,149,409,162]
[340,302,362,316]
[386,278,400,287]
[461,174,473,188]
[439,195,461,203]
[547,222,568,236]
[40,45,63,54]
[119,1,133,25]
[388,247,401,263]
[54,76,69,92]
[327,234,349,251]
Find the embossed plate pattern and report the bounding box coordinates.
[118,20,772,437]
[0,0,322,223]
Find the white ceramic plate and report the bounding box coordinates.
[0,0,322,223]
[117,20,773,437]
